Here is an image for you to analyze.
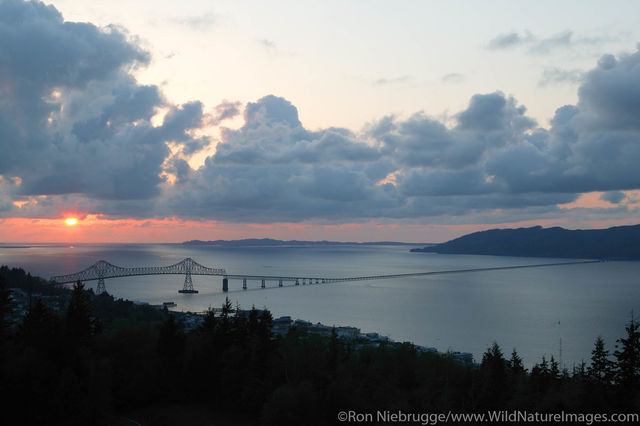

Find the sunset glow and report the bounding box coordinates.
[65,218,78,226]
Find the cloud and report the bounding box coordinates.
[601,191,626,204]
[372,75,412,86]
[168,46,640,223]
[538,68,584,87]
[487,30,616,55]
[210,100,242,125]
[0,0,209,203]
[2,1,640,227]
[169,13,217,31]
[162,92,564,223]
[258,38,276,49]
[528,30,573,54]
[162,95,400,222]
[487,32,530,49]
[441,73,464,84]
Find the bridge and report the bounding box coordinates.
[51,258,226,294]
[50,258,602,295]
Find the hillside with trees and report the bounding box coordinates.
[411,225,640,259]
[1,267,639,424]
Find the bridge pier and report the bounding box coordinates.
[223,277,229,292]
[96,277,106,295]
[179,270,198,294]
[279,279,283,287]
[295,279,299,285]
[261,279,265,288]
[242,278,247,290]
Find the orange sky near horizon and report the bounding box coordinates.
[2,207,639,244]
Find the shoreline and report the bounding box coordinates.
[167,306,475,366]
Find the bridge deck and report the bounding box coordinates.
[226,260,601,282]
[51,258,601,290]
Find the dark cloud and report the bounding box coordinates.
[210,100,242,125]
[162,95,400,222]
[144,45,640,222]
[244,95,301,128]
[2,1,640,226]
[0,0,208,203]
[601,191,626,204]
[210,96,380,167]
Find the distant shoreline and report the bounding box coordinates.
[182,238,432,247]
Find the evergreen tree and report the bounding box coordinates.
[475,342,507,409]
[0,274,12,341]
[19,298,59,347]
[588,336,614,385]
[574,360,588,380]
[550,355,560,380]
[220,298,233,330]
[157,314,185,367]
[538,356,550,376]
[508,348,526,375]
[258,309,273,343]
[614,313,640,390]
[247,306,259,336]
[66,281,98,347]
[199,307,217,334]
[327,327,340,374]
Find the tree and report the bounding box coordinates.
[573,360,588,380]
[475,342,507,409]
[327,327,341,374]
[258,309,273,343]
[0,274,12,341]
[532,356,550,378]
[19,298,60,350]
[157,314,185,367]
[588,336,614,385]
[247,306,259,336]
[549,356,560,380]
[614,313,640,390]
[66,281,99,347]
[199,307,217,334]
[508,349,526,375]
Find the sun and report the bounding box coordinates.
[65,217,78,226]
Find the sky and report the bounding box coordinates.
[1,0,640,243]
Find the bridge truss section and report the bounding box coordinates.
[51,258,227,294]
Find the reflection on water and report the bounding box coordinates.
[1,242,639,368]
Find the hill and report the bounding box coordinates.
[183,238,427,247]
[410,225,640,260]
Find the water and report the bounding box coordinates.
[2,242,639,368]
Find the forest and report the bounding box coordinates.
[1,266,639,425]
[411,224,640,260]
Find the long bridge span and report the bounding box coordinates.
[50,258,602,295]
